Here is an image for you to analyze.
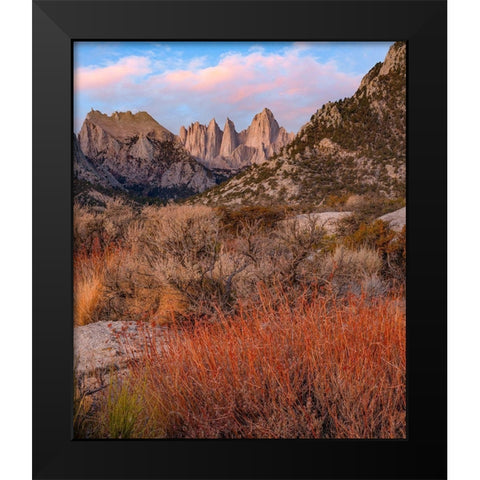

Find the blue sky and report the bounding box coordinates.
[74,41,392,134]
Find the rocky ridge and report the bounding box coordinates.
[179,108,294,171]
[76,110,216,200]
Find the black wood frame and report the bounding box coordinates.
[33,1,447,478]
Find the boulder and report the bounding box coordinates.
[74,321,170,388]
[378,207,406,231]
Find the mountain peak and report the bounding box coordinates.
[379,41,406,76]
[219,118,238,157]
[208,118,218,128]
[87,110,155,122]
[251,108,275,123]
[180,109,292,170]
[245,107,280,147]
[179,125,187,144]
[358,41,406,92]
[83,109,173,142]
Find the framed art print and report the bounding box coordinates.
[33,0,447,478]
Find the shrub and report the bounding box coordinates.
[73,198,136,253]
[344,194,365,209]
[344,221,406,282]
[100,248,165,323]
[325,193,350,208]
[301,245,384,295]
[74,266,103,326]
[330,245,382,278]
[74,200,405,326]
[218,205,288,234]
[135,205,239,316]
[274,215,328,284]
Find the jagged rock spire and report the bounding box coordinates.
[219,118,238,157]
[179,110,294,170]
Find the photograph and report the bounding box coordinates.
[72,40,406,439]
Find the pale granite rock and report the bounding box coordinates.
[378,207,406,231]
[180,108,294,171]
[74,321,170,378]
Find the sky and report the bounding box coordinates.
[74,41,392,135]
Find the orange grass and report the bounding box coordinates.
[73,243,122,326]
[113,286,406,438]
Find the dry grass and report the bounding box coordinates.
[88,286,406,439]
[73,248,109,326]
[74,271,103,326]
[153,284,189,324]
[73,202,405,324]
[73,202,406,439]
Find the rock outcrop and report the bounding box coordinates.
[178,125,187,144]
[219,118,238,159]
[73,134,124,190]
[179,108,294,171]
[77,110,215,199]
[378,207,406,231]
[74,321,171,393]
[74,321,169,377]
[206,118,223,161]
[183,122,207,160]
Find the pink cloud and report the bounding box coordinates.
[161,63,240,92]
[74,56,151,91]
[144,49,361,129]
[157,49,359,103]
[75,48,363,133]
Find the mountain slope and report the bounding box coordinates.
[193,42,406,208]
[76,110,216,200]
[179,108,294,171]
[73,134,124,190]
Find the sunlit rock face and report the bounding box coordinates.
[179,108,294,171]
